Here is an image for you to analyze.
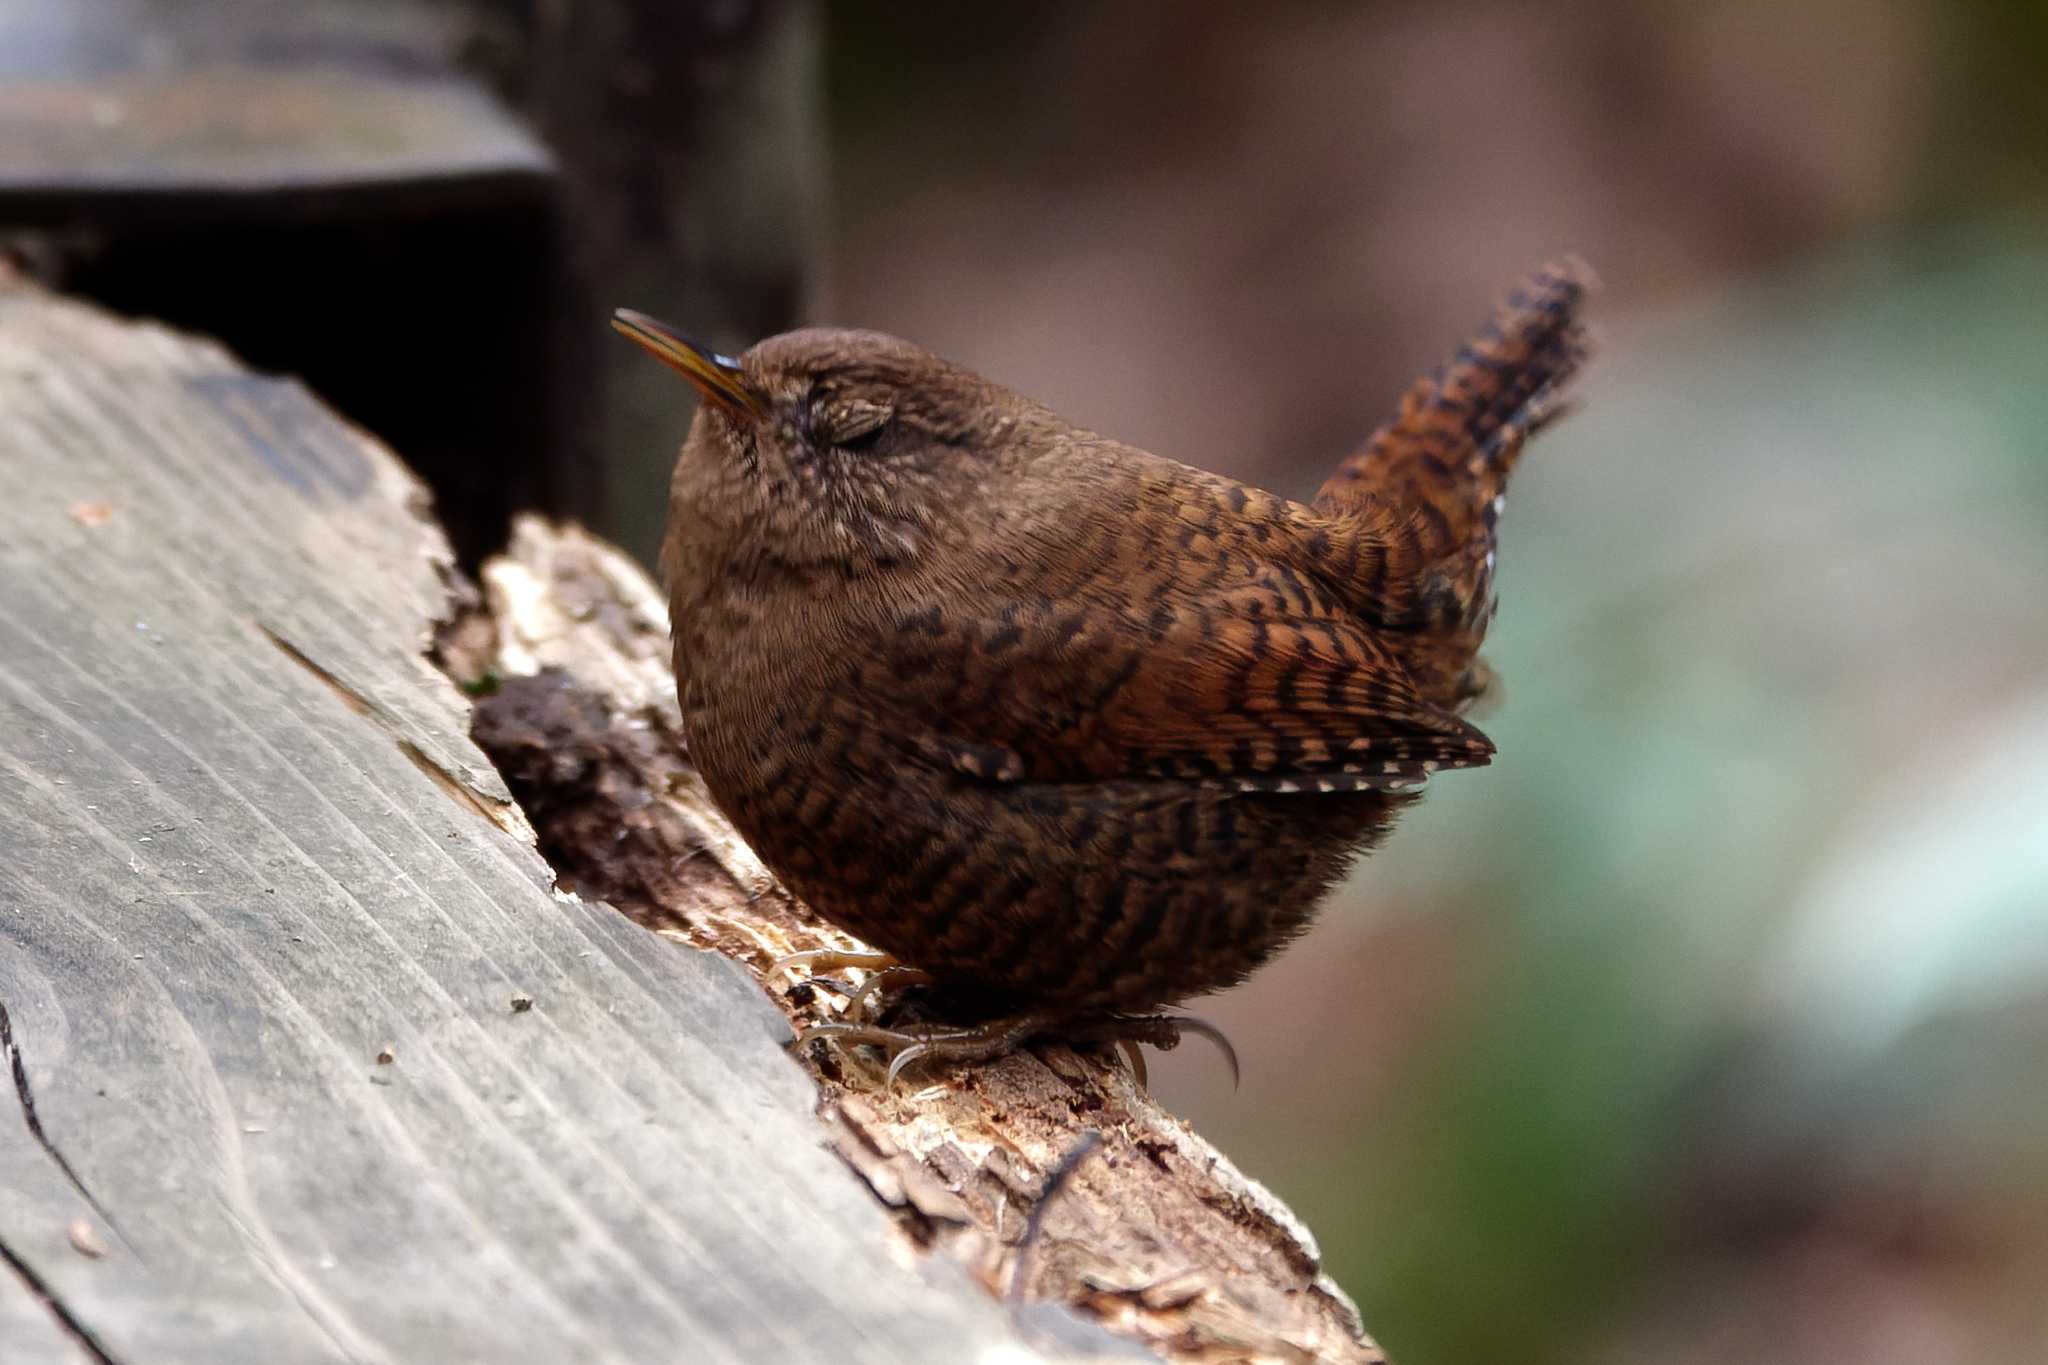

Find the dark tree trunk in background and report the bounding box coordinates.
[480,0,820,567]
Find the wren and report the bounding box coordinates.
[613,262,1591,1078]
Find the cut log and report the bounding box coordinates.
[0,275,1384,1362]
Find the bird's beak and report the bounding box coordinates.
[610,308,765,418]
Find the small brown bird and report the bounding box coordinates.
[614,262,1590,1078]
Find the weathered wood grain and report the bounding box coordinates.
[0,279,1082,1362]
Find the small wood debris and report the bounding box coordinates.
[68,1217,108,1259]
[1137,1269,1214,1311]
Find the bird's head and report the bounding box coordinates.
[613,312,1037,576]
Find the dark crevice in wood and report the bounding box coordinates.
[258,619,521,835]
[255,621,385,720]
[467,669,750,934]
[395,736,524,837]
[0,997,120,1240]
[0,995,126,1363]
[0,1233,121,1365]
[1007,1130,1103,1303]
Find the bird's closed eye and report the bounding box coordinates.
[812,396,894,449]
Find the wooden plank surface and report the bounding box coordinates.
[0,278,1073,1362]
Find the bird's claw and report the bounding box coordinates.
[769,947,900,979]
[843,965,936,1020]
[1070,1014,1240,1090]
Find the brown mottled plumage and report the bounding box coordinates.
[614,262,1591,1074]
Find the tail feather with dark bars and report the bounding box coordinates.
[1317,259,1594,709]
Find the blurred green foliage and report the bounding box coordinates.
[1297,230,2048,1363]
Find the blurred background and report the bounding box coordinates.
[7,2,2045,1361]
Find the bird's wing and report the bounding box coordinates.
[879,561,1493,793]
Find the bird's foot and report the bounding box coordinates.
[795,1012,1060,1088]
[793,1010,1238,1089]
